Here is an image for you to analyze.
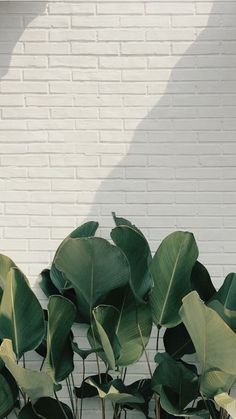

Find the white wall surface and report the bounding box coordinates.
[1,0,236,417]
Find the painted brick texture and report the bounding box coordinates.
[1,1,236,417]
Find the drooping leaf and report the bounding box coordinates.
[54,237,130,322]
[50,221,99,292]
[74,374,113,399]
[0,254,17,290]
[214,393,236,418]
[150,231,198,327]
[180,291,236,378]
[163,322,195,359]
[88,305,121,370]
[86,377,145,404]
[18,398,73,419]
[111,225,152,303]
[152,353,206,417]
[39,269,60,299]
[190,261,216,302]
[0,268,45,359]
[0,339,54,402]
[44,296,76,383]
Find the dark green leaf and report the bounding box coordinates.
[18,398,73,419]
[39,269,60,299]
[163,322,195,359]
[191,261,216,302]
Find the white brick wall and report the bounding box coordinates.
[1,1,236,417]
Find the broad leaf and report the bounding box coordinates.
[152,353,206,417]
[0,267,45,359]
[86,377,144,404]
[123,379,153,417]
[54,237,130,322]
[112,212,144,236]
[150,231,198,327]
[201,369,235,399]
[44,296,76,382]
[75,374,113,399]
[111,225,152,303]
[18,398,73,419]
[39,269,60,298]
[180,291,236,377]
[214,393,236,418]
[0,339,54,402]
[72,341,102,360]
[190,261,216,302]
[50,221,99,292]
[163,322,195,359]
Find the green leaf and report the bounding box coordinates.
[54,237,130,322]
[44,296,76,383]
[50,221,99,292]
[152,353,205,417]
[111,225,152,303]
[112,212,144,236]
[88,305,121,370]
[201,369,235,399]
[150,231,198,327]
[86,377,145,404]
[0,267,45,359]
[39,269,60,299]
[163,322,195,359]
[72,341,102,361]
[180,291,236,377]
[214,393,236,418]
[190,261,216,302]
[0,339,54,402]
[0,254,17,290]
[0,366,18,419]
[74,374,113,399]
[18,398,73,419]
[123,379,153,417]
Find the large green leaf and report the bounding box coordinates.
[54,237,130,322]
[180,291,236,377]
[152,353,206,417]
[190,261,216,302]
[0,365,18,419]
[111,225,152,303]
[18,398,73,419]
[150,231,198,327]
[112,212,144,236]
[0,267,45,359]
[39,269,60,299]
[201,369,235,399]
[163,322,195,359]
[0,339,54,402]
[214,393,236,418]
[50,221,99,292]
[86,377,144,404]
[44,296,76,383]
[0,254,17,290]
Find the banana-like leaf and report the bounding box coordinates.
[18,398,73,419]
[44,296,76,383]
[201,369,235,399]
[86,377,144,404]
[39,269,60,299]
[0,254,17,290]
[214,393,236,419]
[111,225,152,303]
[123,379,153,417]
[190,261,216,302]
[112,212,144,236]
[0,365,18,419]
[163,322,195,359]
[72,341,102,360]
[0,339,54,402]
[74,374,113,399]
[152,353,206,417]
[150,231,198,327]
[0,268,45,359]
[180,291,236,377]
[88,305,121,370]
[50,221,99,292]
[54,237,130,322]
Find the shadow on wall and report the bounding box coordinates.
[0,1,47,79]
[91,1,236,233]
